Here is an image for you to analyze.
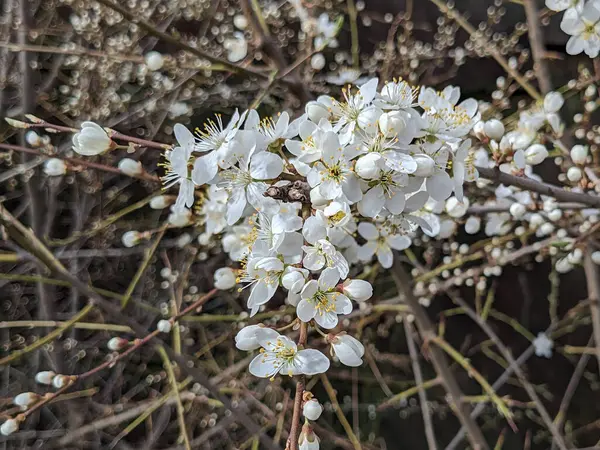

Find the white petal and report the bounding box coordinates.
[295,349,331,375]
[250,152,284,179]
[297,298,316,322]
[358,222,379,240]
[319,267,340,290]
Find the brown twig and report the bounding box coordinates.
[288,321,307,450]
[477,166,600,208]
[583,250,600,375]
[390,258,489,450]
[522,0,552,94]
[404,322,438,450]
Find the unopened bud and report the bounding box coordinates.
[14,392,40,409]
[107,337,129,351]
[35,371,56,385]
[0,419,19,436]
[157,320,172,333]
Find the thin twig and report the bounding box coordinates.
[522,0,552,94]
[583,249,600,375]
[390,258,490,450]
[404,322,438,450]
[320,373,362,450]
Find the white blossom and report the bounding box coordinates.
[144,51,164,71]
[44,158,67,176]
[1,419,18,436]
[118,158,143,176]
[248,328,330,378]
[72,122,113,156]
[330,333,365,366]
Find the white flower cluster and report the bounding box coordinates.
[157,77,484,379]
[547,0,600,57]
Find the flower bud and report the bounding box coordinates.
[214,267,237,290]
[26,130,42,147]
[413,154,435,177]
[524,144,548,165]
[567,166,582,182]
[150,195,172,209]
[355,153,382,179]
[593,251,600,265]
[310,53,326,71]
[570,145,588,165]
[465,216,481,234]
[509,203,526,219]
[144,51,164,71]
[233,14,248,29]
[303,399,323,421]
[107,337,129,351]
[445,197,469,218]
[13,392,39,409]
[341,279,373,302]
[44,158,67,176]
[330,333,364,367]
[35,371,56,385]
[122,230,142,248]
[548,209,562,222]
[483,119,505,140]
[1,419,19,436]
[52,375,69,389]
[72,122,113,156]
[556,257,573,273]
[157,319,172,333]
[118,158,143,176]
[168,209,192,227]
[298,423,320,450]
[529,213,544,228]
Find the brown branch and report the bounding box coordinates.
[583,250,600,375]
[404,322,438,450]
[477,166,600,208]
[390,257,489,450]
[288,321,307,450]
[523,0,552,94]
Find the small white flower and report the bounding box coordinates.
[562,0,600,57]
[72,122,113,156]
[224,32,248,62]
[118,158,143,176]
[0,419,19,436]
[107,337,129,351]
[122,230,142,248]
[302,239,349,278]
[241,256,285,316]
[330,333,365,366]
[233,14,248,29]
[341,279,373,302]
[157,320,172,333]
[297,268,353,329]
[592,250,600,264]
[44,158,67,176]
[248,328,330,378]
[163,124,196,211]
[35,371,56,385]
[14,392,39,409]
[357,222,411,269]
[533,332,554,358]
[214,267,237,290]
[303,398,323,421]
[144,51,164,71]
